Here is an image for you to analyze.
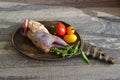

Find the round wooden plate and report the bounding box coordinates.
[11,21,82,60]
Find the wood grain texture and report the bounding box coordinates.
[0,0,120,7]
[0,1,120,80]
[0,65,120,80]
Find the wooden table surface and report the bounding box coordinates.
[0,1,120,80]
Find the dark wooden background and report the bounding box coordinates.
[0,0,120,7]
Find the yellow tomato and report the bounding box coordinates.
[63,34,77,43]
[66,26,75,34]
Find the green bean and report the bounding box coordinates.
[80,49,90,64]
[67,41,80,58]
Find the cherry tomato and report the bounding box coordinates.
[66,26,75,34]
[55,22,66,36]
[63,34,77,43]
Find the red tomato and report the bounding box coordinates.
[55,22,66,36]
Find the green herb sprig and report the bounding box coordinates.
[49,41,90,64]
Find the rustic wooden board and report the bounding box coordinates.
[0,65,120,80]
[0,0,120,7]
[0,1,120,80]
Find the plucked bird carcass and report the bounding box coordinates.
[21,19,68,53]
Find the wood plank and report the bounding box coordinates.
[0,35,11,41]
[0,64,120,80]
[0,41,13,49]
[0,49,88,68]
[76,1,120,8]
[0,0,120,7]
[77,0,120,2]
[0,46,119,68]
